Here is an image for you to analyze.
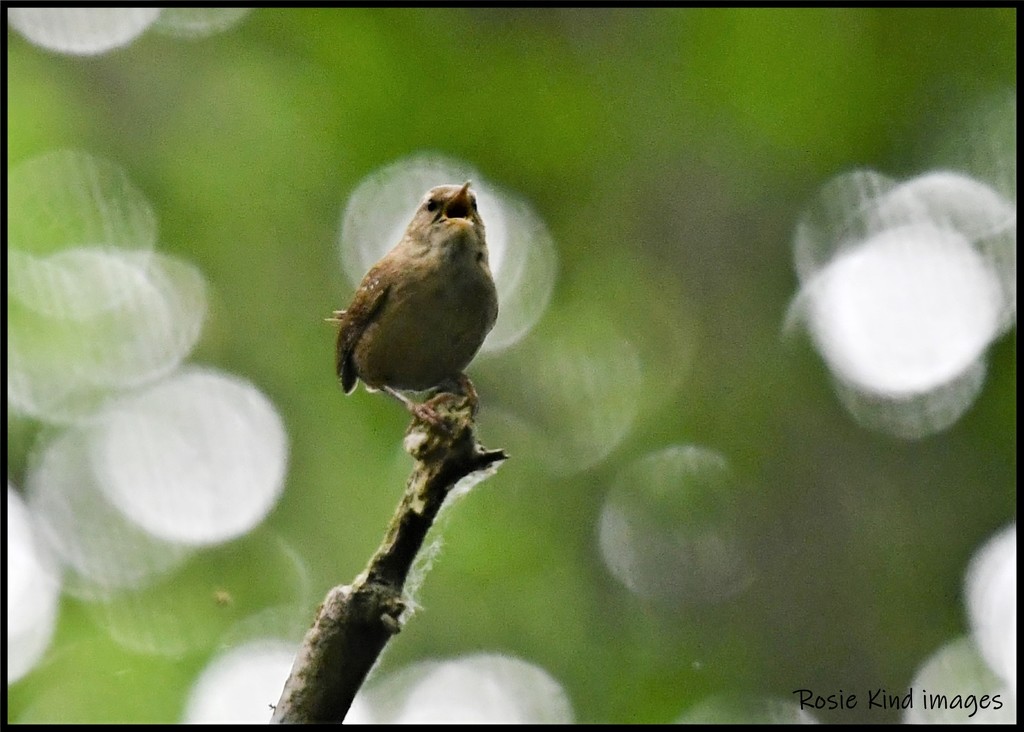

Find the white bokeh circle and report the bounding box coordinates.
[153,8,252,39]
[598,445,750,606]
[904,636,1015,723]
[7,149,158,259]
[355,653,574,724]
[8,8,161,55]
[26,428,191,596]
[677,695,818,724]
[965,525,1016,695]
[91,367,288,546]
[183,639,296,723]
[805,223,1003,397]
[8,251,208,424]
[7,485,62,684]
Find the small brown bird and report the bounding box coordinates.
[328,182,498,425]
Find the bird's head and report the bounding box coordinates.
[408,182,487,255]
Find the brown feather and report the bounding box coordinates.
[334,267,390,394]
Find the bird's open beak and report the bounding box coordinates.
[444,181,472,220]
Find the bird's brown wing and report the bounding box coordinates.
[333,267,390,394]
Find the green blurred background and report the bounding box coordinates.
[6,8,1016,723]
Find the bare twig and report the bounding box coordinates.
[271,394,507,723]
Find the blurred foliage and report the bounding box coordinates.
[6,8,1016,723]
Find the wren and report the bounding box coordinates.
[328,182,498,425]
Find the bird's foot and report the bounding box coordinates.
[408,400,448,432]
[456,373,479,415]
[383,386,451,434]
[325,309,346,324]
[433,373,480,416]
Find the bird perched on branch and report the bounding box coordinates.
[328,182,498,426]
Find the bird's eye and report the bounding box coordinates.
[471,198,478,211]
[426,199,439,212]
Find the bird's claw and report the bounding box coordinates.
[409,401,450,434]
